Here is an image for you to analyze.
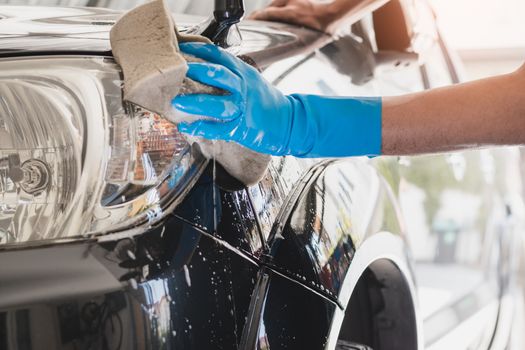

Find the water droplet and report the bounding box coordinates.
[126,250,136,260]
[183,265,192,287]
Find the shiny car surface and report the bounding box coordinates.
[0,2,524,350]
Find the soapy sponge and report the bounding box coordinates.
[110,0,270,187]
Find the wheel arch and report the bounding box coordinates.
[325,232,423,350]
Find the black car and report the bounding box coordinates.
[0,1,524,349]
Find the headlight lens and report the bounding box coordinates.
[0,57,206,247]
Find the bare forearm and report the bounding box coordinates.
[382,68,525,155]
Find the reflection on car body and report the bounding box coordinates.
[0,1,524,350]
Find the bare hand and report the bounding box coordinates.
[249,0,333,33]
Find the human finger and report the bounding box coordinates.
[172,94,241,120]
[177,119,237,140]
[186,62,243,94]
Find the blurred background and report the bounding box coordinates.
[431,0,525,80]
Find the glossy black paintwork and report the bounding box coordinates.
[251,268,337,350]
[0,158,353,350]
[266,164,357,300]
[257,160,406,301]
[0,166,263,349]
[248,157,311,241]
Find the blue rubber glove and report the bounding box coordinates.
[172,42,382,158]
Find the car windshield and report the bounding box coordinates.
[0,0,268,15]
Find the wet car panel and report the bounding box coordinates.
[248,156,313,241]
[244,268,338,350]
[172,163,265,259]
[261,160,406,300]
[0,167,262,349]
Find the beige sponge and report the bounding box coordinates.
[110,0,187,123]
[110,0,270,187]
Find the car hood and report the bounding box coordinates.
[0,6,330,66]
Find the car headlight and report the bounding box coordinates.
[0,56,206,247]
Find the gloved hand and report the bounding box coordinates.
[172,42,382,158]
